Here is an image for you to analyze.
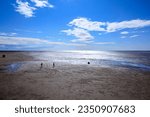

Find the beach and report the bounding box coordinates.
[0,51,150,100]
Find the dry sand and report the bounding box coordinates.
[0,52,150,100]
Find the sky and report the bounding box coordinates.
[0,0,150,51]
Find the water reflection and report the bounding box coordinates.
[7,63,22,72]
[30,51,150,71]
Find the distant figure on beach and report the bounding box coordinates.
[53,62,55,68]
[88,62,90,64]
[2,54,6,58]
[40,63,43,69]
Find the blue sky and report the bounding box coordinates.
[0,0,150,50]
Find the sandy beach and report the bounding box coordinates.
[0,52,150,100]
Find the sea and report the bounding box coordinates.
[29,51,150,71]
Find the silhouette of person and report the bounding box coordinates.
[53,62,55,68]
[40,63,43,69]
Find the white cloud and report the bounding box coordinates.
[106,19,150,32]
[98,33,102,35]
[0,36,49,45]
[31,0,54,8]
[130,35,139,38]
[69,17,106,31]
[65,43,86,46]
[0,32,7,36]
[121,36,126,39]
[16,0,36,18]
[9,32,17,36]
[121,35,139,39]
[15,0,54,17]
[94,42,115,45]
[63,18,150,43]
[62,28,94,42]
[0,32,17,36]
[120,31,129,35]
[0,36,86,46]
[67,18,150,33]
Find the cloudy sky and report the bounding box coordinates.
[0,0,150,50]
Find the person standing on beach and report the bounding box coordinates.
[53,62,55,68]
[40,63,43,69]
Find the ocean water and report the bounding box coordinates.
[29,51,150,71]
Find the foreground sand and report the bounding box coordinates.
[0,52,150,100]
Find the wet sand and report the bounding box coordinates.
[0,52,150,100]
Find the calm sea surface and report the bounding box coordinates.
[29,51,150,71]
